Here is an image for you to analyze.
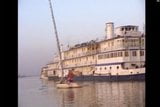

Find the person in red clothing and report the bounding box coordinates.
[67,69,74,83]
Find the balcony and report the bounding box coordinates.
[63,51,99,60]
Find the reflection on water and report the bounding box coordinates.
[18,77,145,107]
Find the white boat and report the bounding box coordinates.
[40,75,48,80]
[56,83,82,89]
[41,0,145,81]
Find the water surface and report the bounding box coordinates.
[18,76,145,107]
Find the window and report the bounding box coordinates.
[86,57,88,60]
[104,67,107,70]
[122,39,124,43]
[130,39,134,46]
[141,39,144,46]
[118,52,120,57]
[112,42,114,46]
[125,51,129,57]
[98,55,103,59]
[110,53,113,58]
[117,66,119,69]
[131,27,134,31]
[121,52,123,56]
[114,53,117,57]
[118,52,123,57]
[110,67,112,69]
[140,50,144,56]
[131,64,136,66]
[96,45,99,49]
[108,42,110,47]
[104,54,108,58]
[112,53,114,57]
[125,39,128,43]
[108,54,110,58]
[53,71,56,75]
[132,51,137,56]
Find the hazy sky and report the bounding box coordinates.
[18,0,145,76]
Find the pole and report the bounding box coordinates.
[48,0,64,82]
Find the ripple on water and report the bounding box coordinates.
[19,77,145,107]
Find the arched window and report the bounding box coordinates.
[104,67,107,70]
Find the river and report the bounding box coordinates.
[18,76,145,107]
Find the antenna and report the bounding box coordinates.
[48,0,64,82]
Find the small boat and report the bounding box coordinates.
[56,83,82,89]
[40,75,48,80]
[48,0,82,89]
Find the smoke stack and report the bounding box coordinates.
[105,22,114,39]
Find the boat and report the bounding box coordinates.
[41,0,145,82]
[41,23,145,81]
[46,0,82,88]
[56,83,82,89]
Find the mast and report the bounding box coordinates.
[48,0,64,82]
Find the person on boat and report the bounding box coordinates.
[67,69,74,83]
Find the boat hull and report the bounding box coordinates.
[56,83,82,89]
[49,73,145,81]
[40,75,48,80]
